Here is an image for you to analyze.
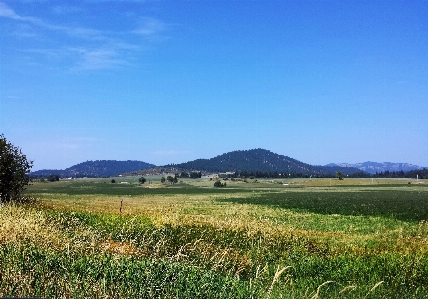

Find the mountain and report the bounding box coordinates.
[326,161,424,175]
[30,160,155,178]
[169,149,362,176]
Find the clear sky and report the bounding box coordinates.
[1,0,427,171]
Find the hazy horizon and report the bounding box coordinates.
[29,148,427,172]
[1,1,427,171]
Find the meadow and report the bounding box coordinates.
[1,177,427,298]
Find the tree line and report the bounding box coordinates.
[223,170,427,179]
[371,169,428,179]
[179,171,202,179]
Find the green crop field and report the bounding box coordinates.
[1,178,427,298]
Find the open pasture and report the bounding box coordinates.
[1,178,427,298]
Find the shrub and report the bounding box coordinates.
[214,180,227,187]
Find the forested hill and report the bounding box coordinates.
[30,160,155,178]
[171,149,361,176]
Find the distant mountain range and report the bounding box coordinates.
[326,161,426,175]
[30,160,155,178]
[30,149,426,178]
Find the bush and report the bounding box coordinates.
[47,174,60,182]
[214,180,227,187]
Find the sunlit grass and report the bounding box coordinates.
[1,179,427,298]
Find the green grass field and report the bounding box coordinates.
[1,177,427,298]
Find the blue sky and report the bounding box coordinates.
[1,0,427,171]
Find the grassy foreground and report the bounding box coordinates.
[1,178,427,298]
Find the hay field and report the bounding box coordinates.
[1,178,427,298]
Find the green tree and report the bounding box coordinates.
[190,171,201,179]
[161,177,166,183]
[214,180,227,187]
[47,174,60,182]
[167,176,174,184]
[139,177,147,184]
[336,171,344,180]
[0,134,33,203]
[111,179,116,183]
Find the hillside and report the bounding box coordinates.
[169,149,361,176]
[326,161,424,174]
[30,160,155,178]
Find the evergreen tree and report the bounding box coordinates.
[47,174,60,182]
